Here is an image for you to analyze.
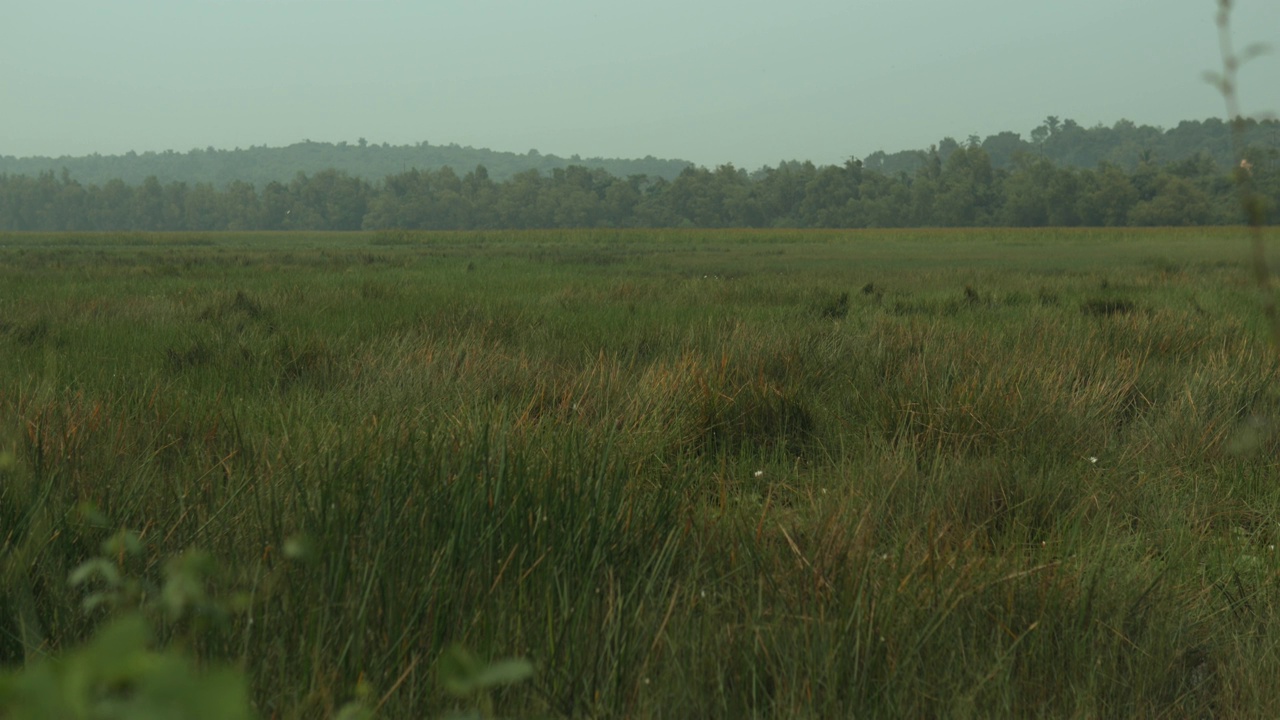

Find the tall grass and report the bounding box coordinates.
[3,228,1280,717]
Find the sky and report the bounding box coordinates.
[3,0,1279,170]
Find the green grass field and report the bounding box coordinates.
[3,227,1280,718]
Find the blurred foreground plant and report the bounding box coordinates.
[1208,0,1277,344]
[0,506,528,719]
[437,644,534,720]
[0,507,256,718]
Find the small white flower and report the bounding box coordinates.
[1088,456,1098,464]
[753,470,764,478]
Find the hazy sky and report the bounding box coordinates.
[4,0,1278,169]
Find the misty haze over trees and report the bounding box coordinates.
[1,117,1277,231]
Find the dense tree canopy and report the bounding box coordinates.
[1,118,1277,231]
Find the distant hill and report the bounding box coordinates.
[5,117,1279,191]
[861,117,1280,176]
[0,140,694,188]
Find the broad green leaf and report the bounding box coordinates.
[473,658,534,689]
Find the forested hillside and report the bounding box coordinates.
[863,117,1280,175]
[0,139,692,187]
[1,118,1277,230]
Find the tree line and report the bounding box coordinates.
[2,135,1276,232]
